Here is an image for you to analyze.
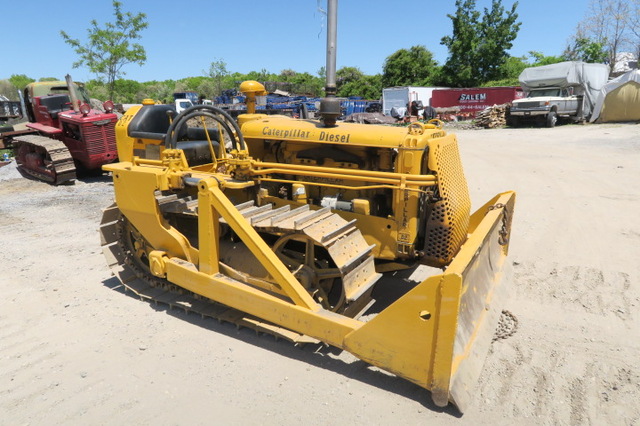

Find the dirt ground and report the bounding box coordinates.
[1,122,638,425]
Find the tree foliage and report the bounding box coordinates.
[336,67,363,94]
[206,59,229,97]
[569,0,640,69]
[629,0,640,56]
[481,52,564,86]
[339,74,382,99]
[330,67,382,99]
[440,0,521,87]
[279,69,297,80]
[382,46,438,87]
[285,72,324,96]
[60,0,148,100]
[6,58,369,103]
[563,38,608,63]
[317,66,326,81]
[527,51,565,66]
[477,0,521,81]
[9,74,35,91]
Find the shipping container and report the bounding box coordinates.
[431,87,525,117]
[382,86,447,116]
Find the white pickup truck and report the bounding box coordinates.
[508,87,580,127]
[507,62,609,127]
[175,99,194,113]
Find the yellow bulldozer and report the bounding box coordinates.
[99,1,515,412]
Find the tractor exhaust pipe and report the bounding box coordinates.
[65,74,80,113]
[319,0,340,127]
[325,0,337,96]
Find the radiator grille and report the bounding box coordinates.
[513,101,542,109]
[82,120,117,155]
[423,138,471,267]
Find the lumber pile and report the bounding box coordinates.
[434,106,461,122]
[475,103,509,128]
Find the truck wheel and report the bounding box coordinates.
[507,115,519,128]
[546,111,557,128]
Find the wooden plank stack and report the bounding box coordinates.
[475,103,510,128]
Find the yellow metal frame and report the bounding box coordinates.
[105,156,514,411]
[103,105,517,411]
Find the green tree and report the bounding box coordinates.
[477,0,521,81]
[245,68,274,83]
[334,67,382,99]
[173,81,188,94]
[382,45,439,87]
[339,74,382,99]
[142,80,175,103]
[9,74,35,90]
[439,0,480,87]
[440,0,521,87]
[288,72,324,96]
[60,0,148,100]
[572,0,639,68]
[528,51,564,66]
[562,37,609,63]
[482,56,527,86]
[195,80,216,101]
[113,79,142,103]
[483,52,564,86]
[279,69,297,81]
[180,76,209,92]
[84,80,107,99]
[336,66,364,94]
[206,59,229,97]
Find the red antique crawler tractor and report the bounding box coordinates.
[13,75,118,184]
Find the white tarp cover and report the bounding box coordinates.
[590,69,640,122]
[519,61,610,118]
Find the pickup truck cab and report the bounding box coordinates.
[175,99,194,113]
[508,87,580,127]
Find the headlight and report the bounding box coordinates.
[79,103,91,115]
[103,100,114,113]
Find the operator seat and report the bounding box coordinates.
[127,104,221,166]
[40,94,71,119]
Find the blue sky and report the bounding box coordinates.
[4,0,590,82]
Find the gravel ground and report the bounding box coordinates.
[0,122,639,425]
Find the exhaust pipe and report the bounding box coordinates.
[65,74,80,113]
[319,0,340,127]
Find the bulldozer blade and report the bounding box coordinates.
[343,191,515,412]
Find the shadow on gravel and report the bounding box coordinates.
[79,173,113,184]
[14,166,114,185]
[101,274,462,417]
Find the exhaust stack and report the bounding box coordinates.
[319,0,340,127]
[65,74,80,113]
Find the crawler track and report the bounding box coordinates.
[100,198,381,343]
[13,135,76,184]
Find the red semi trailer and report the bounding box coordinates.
[431,86,524,118]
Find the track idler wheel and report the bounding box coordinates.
[272,233,346,312]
